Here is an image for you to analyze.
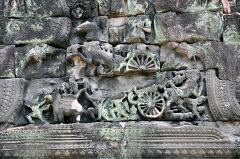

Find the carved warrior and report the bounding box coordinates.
[94,69,207,121]
[25,94,52,124]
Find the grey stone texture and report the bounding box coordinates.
[15,44,66,79]
[0,0,240,158]
[0,45,15,78]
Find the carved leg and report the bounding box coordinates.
[38,115,48,124]
[26,113,35,124]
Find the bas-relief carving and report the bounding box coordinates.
[1,0,240,158]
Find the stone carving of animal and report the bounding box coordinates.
[77,41,124,75]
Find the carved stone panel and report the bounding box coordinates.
[0,122,238,158]
[0,78,25,126]
[0,45,15,78]
[206,69,240,121]
[0,0,240,158]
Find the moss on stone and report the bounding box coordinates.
[223,25,240,43]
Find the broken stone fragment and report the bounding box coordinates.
[109,15,153,44]
[3,17,71,48]
[0,45,15,78]
[223,14,240,44]
[154,12,223,44]
[15,44,66,79]
[3,0,69,18]
[154,0,222,13]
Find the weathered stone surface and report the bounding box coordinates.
[73,16,108,43]
[0,78,25,125]
[0,16,5,44]
[15,44,66,79]
[154,0,222,13]
[3,17,71,48]
[109,15,153,44]
[162,41,240,81]
[98,0,154,17]
[0,122,239,158]
[68,0,98,19]
[16,78,65,125]
[223,14,240,44]
[3,0,69,18]
[154,12,223,44]
[0,0,240,158]
[0,45,15,78]
[206,69,240,121]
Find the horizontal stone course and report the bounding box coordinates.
[2,0,69,18]
[2,17,71,48]
[154,11,223,44]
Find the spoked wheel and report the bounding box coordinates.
[137,91,165,119]
[126,54,157,72]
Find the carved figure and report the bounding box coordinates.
[52,93,83,123]
[77,41,124,75]
[52,79,98,123]
[162,70,207,120]
[25,95,52,124]
[76,21,100,41]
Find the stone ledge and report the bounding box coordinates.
[0,122,239,158]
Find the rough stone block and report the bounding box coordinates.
[98,0,154,16]
[223,14,240,44]
[154,0,222,13]
[68,0,98,19]
[3,17,71,48]
[73,16,108,43]
[154,12,223,44]
[15,44,66,79]
[0,45,15,78]
[3,0,69,18]
[109,15,153,44]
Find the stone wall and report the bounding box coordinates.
[0,0,240,158]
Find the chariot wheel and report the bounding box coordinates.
[137,91,165,119]
[126,54,157,71]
